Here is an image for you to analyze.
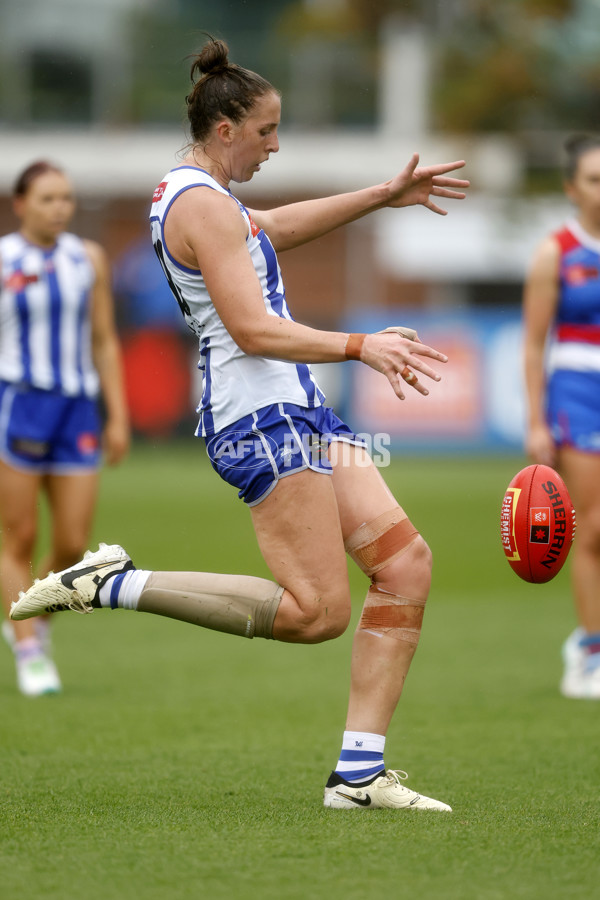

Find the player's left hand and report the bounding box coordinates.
[103,420,130,466]
[385,154,470,215]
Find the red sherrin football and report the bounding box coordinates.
[500,464,576,584]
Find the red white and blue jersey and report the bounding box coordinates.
[150,166,325,436]
[0,232,99,397]
[545,219,600,452]
[547,219,600,374]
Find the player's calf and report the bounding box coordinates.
[10,545,285,641]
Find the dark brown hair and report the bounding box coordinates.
[564,135,600,181]
[186,38,277,143]
[13,161,64,197]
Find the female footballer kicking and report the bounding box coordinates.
[12,38,468,807]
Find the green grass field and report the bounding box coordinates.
[1,445,598,900]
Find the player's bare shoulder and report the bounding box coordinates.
[170,182,243,229]
[81,239,110,284]
[166,183,248,269]
[529,234,561,279]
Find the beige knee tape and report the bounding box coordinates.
[358,585,425,644]
[344,508,419,577]
[138,572,284,640]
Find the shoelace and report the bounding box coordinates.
[63,590,94,615]
[382,769,409,786]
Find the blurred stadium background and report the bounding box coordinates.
[2,0,598,452]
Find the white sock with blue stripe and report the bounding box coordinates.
[335,731,386,784]
[97,570,152,610]
[581,632,600,671]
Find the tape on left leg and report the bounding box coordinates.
[358,585,425,644]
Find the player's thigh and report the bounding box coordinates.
[44,470,99,556]
[250,466,350,608]
[0,459,41,547]
[329,443,432,600]
[559,447,600,539]
[328,441,403,540]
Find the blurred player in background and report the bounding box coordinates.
[0,161,130,696]
[523,135,600,699]
[12,39,469,809]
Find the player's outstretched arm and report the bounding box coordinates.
[168,188,447,397]
[249,155,469,251]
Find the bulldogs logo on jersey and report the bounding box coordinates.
[565,263,599,286]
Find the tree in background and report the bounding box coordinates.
[2,0,599,134]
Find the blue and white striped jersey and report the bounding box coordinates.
[0,232,99,397]
[150,166,325,436]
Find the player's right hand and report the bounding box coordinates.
[526,423,557,468]
[361,331,448,400]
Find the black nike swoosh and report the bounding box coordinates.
[336,791,372,807]
[60,560,131,589]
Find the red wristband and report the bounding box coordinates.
[345,333,366,361]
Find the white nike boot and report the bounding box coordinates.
[323,770,452,810]
[10,544,134,620]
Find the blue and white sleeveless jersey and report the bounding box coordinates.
[150,166,325,436]
[0,232,99,397]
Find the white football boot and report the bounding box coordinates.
[561,627,600,699]
[4,620,62,696]
[323,769,452,811]
[10,544,134,620]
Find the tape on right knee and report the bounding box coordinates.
[137,571,284,640]
[344,508,419,577]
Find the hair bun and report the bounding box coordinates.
[186,36,275,144]
[194,38,230,79]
